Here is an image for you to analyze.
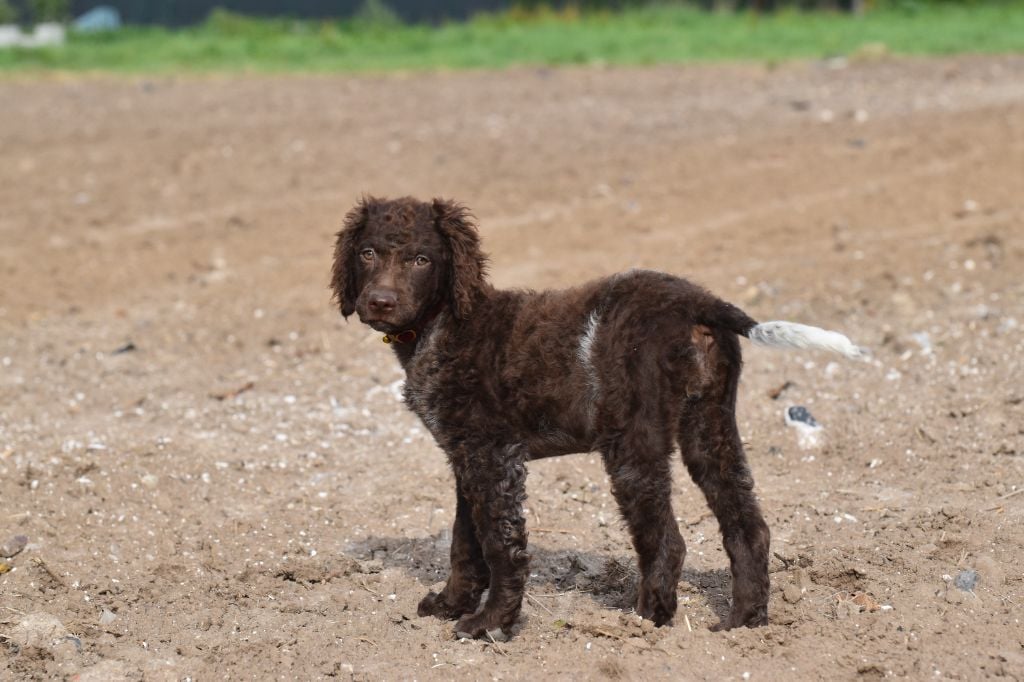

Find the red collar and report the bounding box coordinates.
[381,302,445,346]
[382,329,417,345]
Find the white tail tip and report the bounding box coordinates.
[748,321,866,359]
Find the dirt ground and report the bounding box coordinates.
[1,55,1023,680]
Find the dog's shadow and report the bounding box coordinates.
[346,532,732,623]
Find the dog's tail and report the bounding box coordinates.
[746,320,866,359]
[706,301,866,360]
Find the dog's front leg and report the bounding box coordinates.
[418,477,490,620]
[451,449,530,640]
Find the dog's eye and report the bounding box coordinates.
[414,255,431,267]
[359,249,375,262]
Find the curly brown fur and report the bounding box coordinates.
[330,196,856,639]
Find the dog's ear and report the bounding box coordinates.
[432,198,488,320]
[331,197,373,318]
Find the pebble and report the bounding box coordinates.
[785,406,823,450]
[1,534,28,558]
[485,628,509,642]
[99,608,118,625]
[783,583,803,604]
[786,406,818,427]
[954,569,978,592]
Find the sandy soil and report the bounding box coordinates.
[1,56,1023,680]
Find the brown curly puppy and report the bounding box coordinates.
[330,196,863,640]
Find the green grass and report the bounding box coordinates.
[1,3,1023,73]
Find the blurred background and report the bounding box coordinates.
[1,0,1021,68]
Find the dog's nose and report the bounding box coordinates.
[367,290,397,314]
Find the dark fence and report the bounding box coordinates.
[51,0,919,26]
[66,1,514,25]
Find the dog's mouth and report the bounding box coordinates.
[359,316,400,334]
[357,311,415,335]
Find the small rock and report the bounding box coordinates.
[786,406,818,427]
[953,569,978,592]
[783,583,803,604]
[99,608,118,625]
[851,592,880,613]
[1,534,28,558]
[485,628,509,642]
[785,406,823,450]
[140,474,158,489]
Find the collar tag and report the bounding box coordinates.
[383,330,417,345]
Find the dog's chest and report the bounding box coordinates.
[401,339,452,438]
[403,371,441,434]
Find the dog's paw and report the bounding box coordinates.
[709,606,768,632]
[417,590,482,620]
[453,612,510,641]
[636,586,678,627]
[417,591,460,619]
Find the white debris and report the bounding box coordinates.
[785,406,823,450]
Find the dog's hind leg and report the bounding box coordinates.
[418,477,491,620]
[600,428,685,626]
[679,332,770,630]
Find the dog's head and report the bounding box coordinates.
[331,196,488,333]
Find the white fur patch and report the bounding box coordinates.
[748,321,865,359]
[577,311,601,423]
